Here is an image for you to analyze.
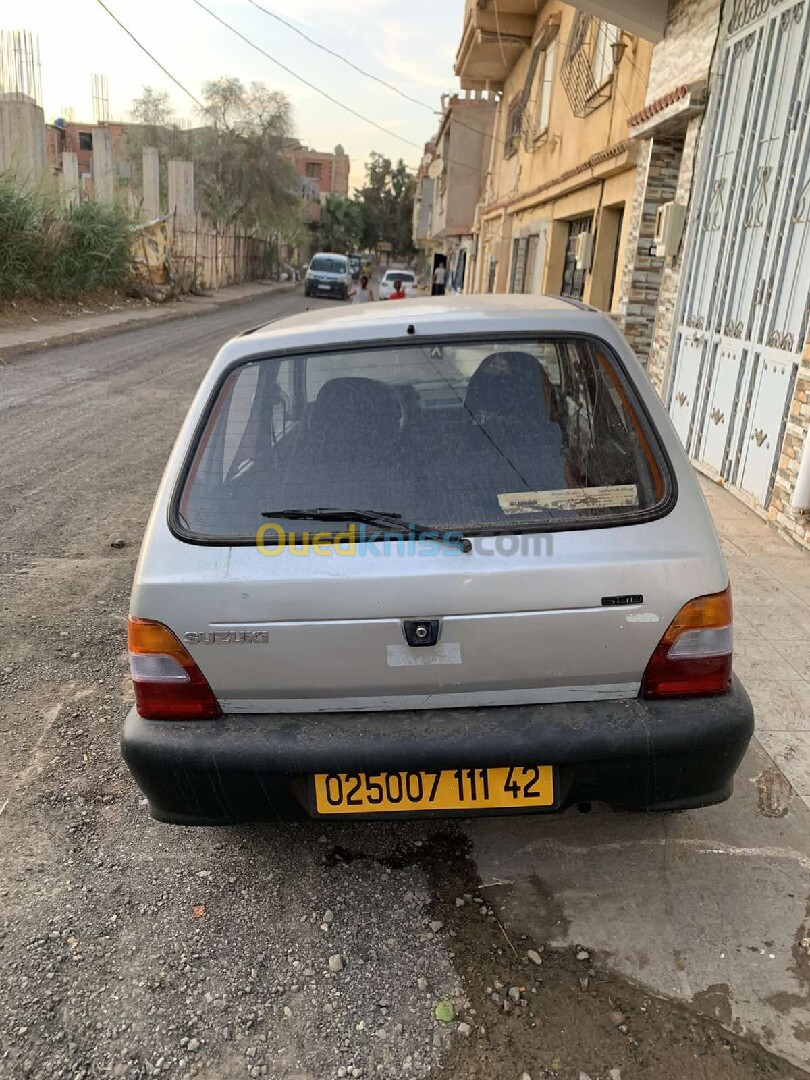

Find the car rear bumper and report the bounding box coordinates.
[121,679,754,825]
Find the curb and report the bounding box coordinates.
[0,281,301,363]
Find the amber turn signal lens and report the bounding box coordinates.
[641,586,733,699]
[128,617,221,720]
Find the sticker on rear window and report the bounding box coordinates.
[498,485,639,514]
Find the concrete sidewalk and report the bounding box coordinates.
[0,279,299,360]
[467,478,810,1071]
[700,475,810,810]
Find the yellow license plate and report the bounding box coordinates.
[313,766,554,815]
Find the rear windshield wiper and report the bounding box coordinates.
[259,507,471,553]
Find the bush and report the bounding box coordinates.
[0,175,134,302]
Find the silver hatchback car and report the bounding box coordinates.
[122,295,753,824]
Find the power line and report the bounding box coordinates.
[93,0,213,121]
[188,0,506,178]
[243,0,529,155]
[243,0,544,163]
[245,0,436,114]
[188,0,426,154]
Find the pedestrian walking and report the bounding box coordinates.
[389,278,407,301]
[432,261,447,296]
[350,275,374,303]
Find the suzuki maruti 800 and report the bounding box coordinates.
[122,296,753,823]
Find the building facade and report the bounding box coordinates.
[412,93,497,289]
[45,119,129,193]
[412,144,437,280]
[614,0,810,550]
[282,141,350,200]
[445,0,809,550]
[456,0,653,311]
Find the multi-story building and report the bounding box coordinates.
[282,141,350,200]
[612,0,810,550]
[450,0,809,549]
[412,143,437,280]
[455,0,652,308]
[412,92,497,289]
[45,119,128,191]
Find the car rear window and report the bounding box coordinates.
[388,272,415,283]
[175,338,672,542]
[310,256,347,273]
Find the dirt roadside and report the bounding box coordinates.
[0,280,298,362]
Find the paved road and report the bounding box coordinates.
[1,290,808,1080]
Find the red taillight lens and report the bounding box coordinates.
[128,617,221,720]
[641,586,733,698]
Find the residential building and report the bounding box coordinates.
[282,141,350,200]
[298,176,322,224]
[455,0,653,309]
[611,0,810,550]
[450,0,809,551]
[412,92,497,290]
[412,142,436,280]
[45,119,128,191]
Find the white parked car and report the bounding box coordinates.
[123,295,753,824]
[378,269,419,299]
[304,253,352,301]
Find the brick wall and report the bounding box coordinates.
[646,116,701,393]
[615,142,649,339]
[768,347,810,551]
[616,137,682,366]
[646,0,722,102]
[618,0,723,375]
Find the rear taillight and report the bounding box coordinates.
[641,586,733,698]
[128,617,221,720]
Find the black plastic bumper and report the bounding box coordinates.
[121,679,754,824]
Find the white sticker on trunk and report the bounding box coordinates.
[386,643,462,667]
[497,485,639,514]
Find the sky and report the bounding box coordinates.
[16,0,466,185]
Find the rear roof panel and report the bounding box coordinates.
[219,295,600,367]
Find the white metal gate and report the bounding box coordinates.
[668,0,810,507]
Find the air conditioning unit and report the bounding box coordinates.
[654,201,686,257]
[574,231,594,271]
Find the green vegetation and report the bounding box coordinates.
[128,78,300,234]
[317,156,416,256]
[319,195,364,252]
[0,176,133,302]
[354,153,416,256]
[128,82,416,260]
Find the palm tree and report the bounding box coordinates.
[319,195,361,252]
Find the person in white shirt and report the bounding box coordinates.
[350,275,374,303]
[432,261,447,296]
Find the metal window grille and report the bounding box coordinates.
[524,234,540,293]
[487,257,497,293]
[560,217,592,299]
[510,237,528,293]
[560,13,613,117]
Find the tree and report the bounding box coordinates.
[193,78,297,229]
[319,195,362,252]
[354,153,416,256]
[130,86,172,126]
